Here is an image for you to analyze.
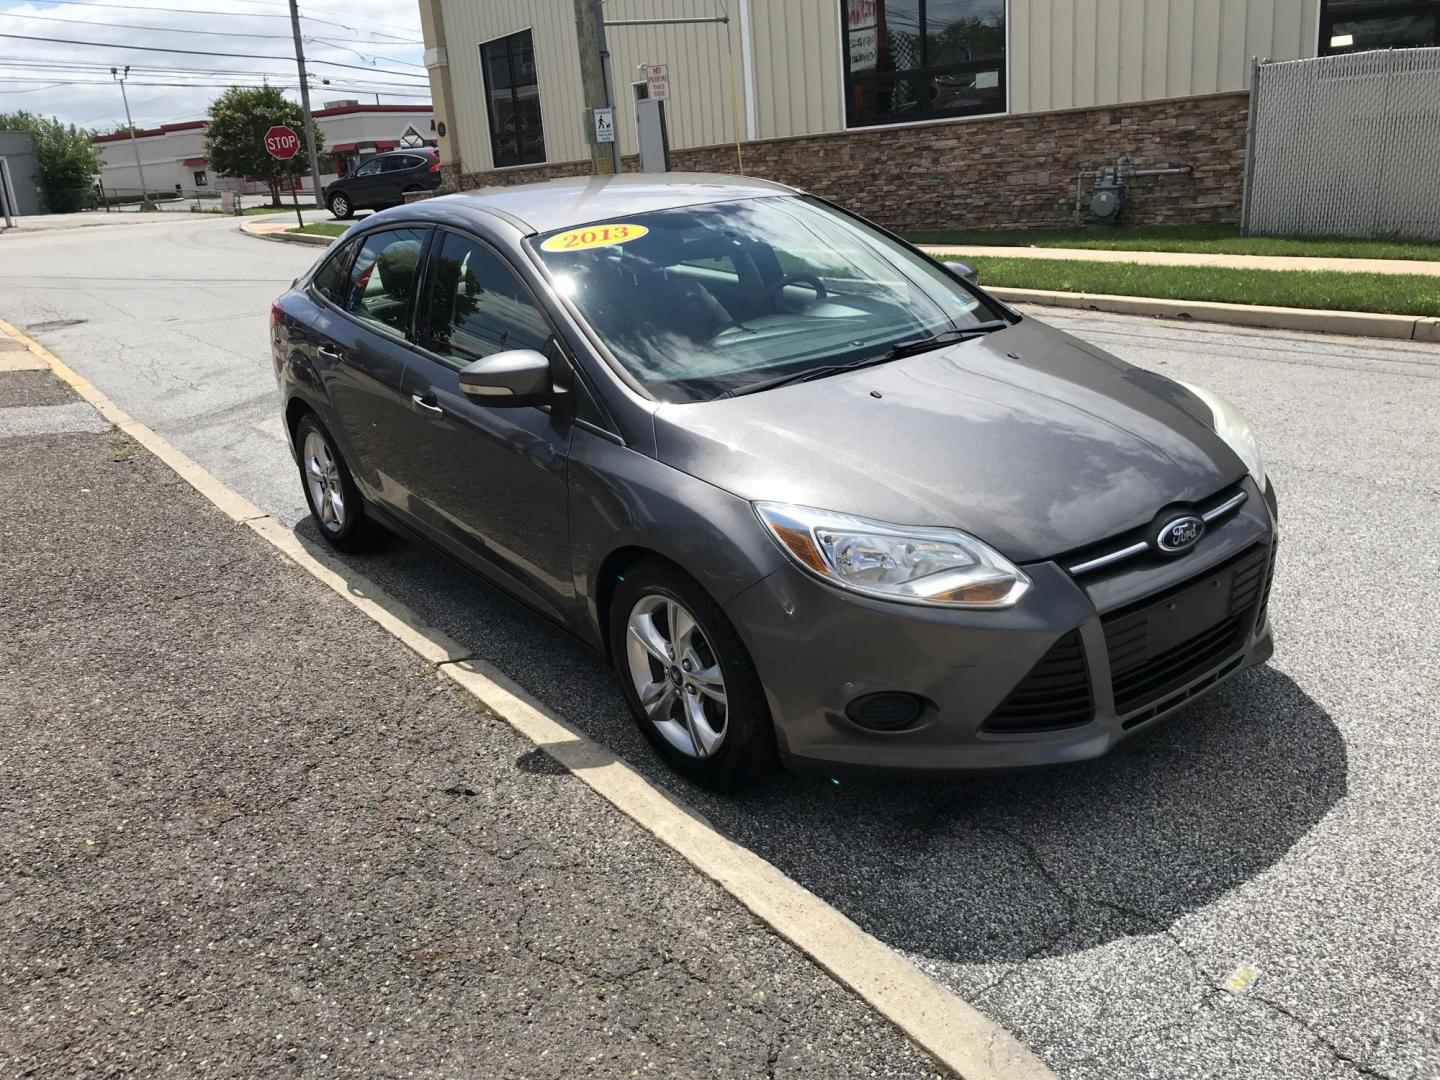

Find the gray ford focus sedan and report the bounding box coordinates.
[270,174,1277,788]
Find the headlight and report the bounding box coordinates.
[1179,381,1266,490]
[754,502,1030,608]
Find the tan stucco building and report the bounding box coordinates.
[416,0,1436,228]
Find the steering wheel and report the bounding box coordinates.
[764,272,828,311]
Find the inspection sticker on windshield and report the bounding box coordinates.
[540,223,649,252]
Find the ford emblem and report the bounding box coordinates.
[1156,515,1205,554]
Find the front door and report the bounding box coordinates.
[344,155,385,208]
[393,228,574,619]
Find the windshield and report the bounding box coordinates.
[528,195,1006,402]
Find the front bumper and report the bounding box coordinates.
[724,478,1277,774]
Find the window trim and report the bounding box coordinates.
[837,0,1010,131]
[478,26,548,170]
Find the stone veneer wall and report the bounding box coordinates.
[439,91,1250,232]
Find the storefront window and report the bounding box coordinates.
[842,0,1005,127]
[481,29,547,167]
[1320,0,1438,53]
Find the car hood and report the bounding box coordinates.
[651,318,1244,563]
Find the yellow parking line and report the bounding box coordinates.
[0,316,1057,1080]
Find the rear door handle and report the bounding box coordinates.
[411,393,444,417]
[317,343,344,360]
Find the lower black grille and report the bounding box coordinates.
[1256,541,1278,629]
[1103,545,1266,715]
[984,631,1093,733]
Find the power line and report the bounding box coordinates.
[0,0,423,43]
[0,11,293,39]
[0,32,431,79]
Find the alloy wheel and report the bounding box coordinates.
[330,195,348,218]
[302,430,346,533]
[625,594,728,759]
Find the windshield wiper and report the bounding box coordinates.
[873,320,1010,363]
[715,321,1010,399]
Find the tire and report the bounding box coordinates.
[294,413,377,552]
[609,558,776,789]
[327,192,353,219]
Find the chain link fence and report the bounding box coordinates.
[1244,48,1440,240]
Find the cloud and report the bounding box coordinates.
[0,0,428,131]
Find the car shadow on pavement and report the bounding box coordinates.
[302,519,1346,969]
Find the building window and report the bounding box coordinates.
[842,0,1006,128]
[193,170,208,187]
[480,29,546,167]
[1320,0,1439,53]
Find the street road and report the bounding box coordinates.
[2,213,1437,1080]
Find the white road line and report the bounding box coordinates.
[0,316,1058,1080]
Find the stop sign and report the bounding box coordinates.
[264,125,300,159]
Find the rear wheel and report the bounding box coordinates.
[327,192,352,219]
[294,413,376,551]
[610,559,775,789]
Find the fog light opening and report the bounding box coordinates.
[845,692,927,732]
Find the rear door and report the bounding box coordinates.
[387,227,575,619]
[375,154,420,205]
[311,225,432,513]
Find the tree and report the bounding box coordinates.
[0,111,102,213]
[204,85,323,207]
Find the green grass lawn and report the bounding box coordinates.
[969,256,1440,317]
[907,223,1440,262]
[292,222,347,237]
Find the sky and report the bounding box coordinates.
[0,0,429,132]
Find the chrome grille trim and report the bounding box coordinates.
[1066,487,1249,576]
[1202,489,1248,522]
[1067,542,1149,576]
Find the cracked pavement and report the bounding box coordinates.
[2,213,1438,1078]
[0,376,946,1078]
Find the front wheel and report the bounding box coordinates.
[327,192,352,219]
[294,413,376,552]
[610,559,775,789]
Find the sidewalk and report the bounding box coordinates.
[0,367,946,1077]
[921,243,1440,277]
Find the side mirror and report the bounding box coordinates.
[458,349,557,407]
[943,259,980,286]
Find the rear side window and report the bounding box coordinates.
[310,240,355,304]
[344,228,428,336]
[382,155,420,172]
[421,232,551,363]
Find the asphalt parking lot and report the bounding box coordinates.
[2,214,1437,1079]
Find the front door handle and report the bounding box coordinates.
[411,393,444,417]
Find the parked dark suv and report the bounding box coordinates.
[324,149,440,219]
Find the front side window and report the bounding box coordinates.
[842,0,1005,127]
[354,157,383,176]
[1320,0,1438,53]
[344,228,427,336]
[530,196,1003,403]
[481,29,547,166]
[422,232,551,363]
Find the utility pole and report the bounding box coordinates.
[110,67,155,211]
[286,0,325,208]
[572,0,619,174]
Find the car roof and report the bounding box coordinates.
[410,172,796,235]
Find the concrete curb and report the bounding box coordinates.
[238,221,334,247]
[0,316,1058,1080]
[986,286,1438,341]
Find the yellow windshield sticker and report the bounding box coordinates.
[540,223,649,253]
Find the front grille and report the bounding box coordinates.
[1102,545,1267,715]
[983,631,1093,733]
